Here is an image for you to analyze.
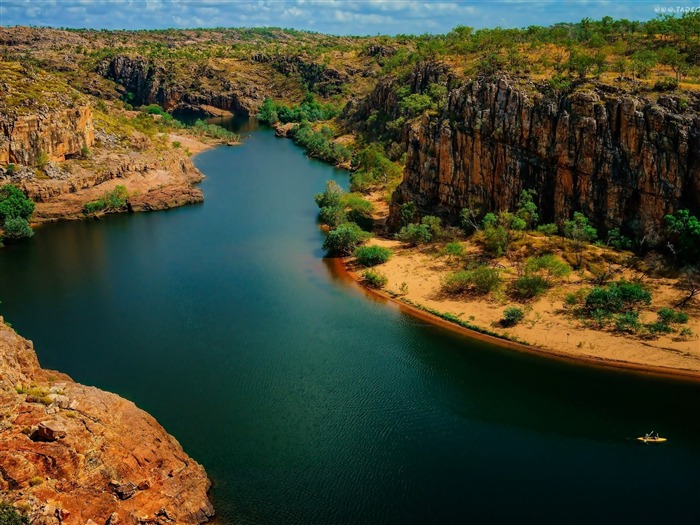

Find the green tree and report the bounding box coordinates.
[0,184,35,223]
[396,223,432,246]
[563,212,597,267]
[322,222,371,255]
[664,209,700,263]
[516,189,539,229]
[482,211,526,257]
[319,205,347,228]
[2,217,33,241]
[314,180,344,209]
[400,202,417,226]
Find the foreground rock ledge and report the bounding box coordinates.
[0,319,214,524]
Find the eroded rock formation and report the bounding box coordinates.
[0,319,214,524]
[0,106,94,166]
[96,55,262,116]
[389,74,700,240]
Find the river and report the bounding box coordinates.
[1,120,698,524]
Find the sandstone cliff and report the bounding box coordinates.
[0,319,214,524]
[96,55,264,116]
[387,73,700,241]
[0,106,94,166]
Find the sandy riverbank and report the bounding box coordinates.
[337,239,700,382]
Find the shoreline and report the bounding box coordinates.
[330,257,700,384]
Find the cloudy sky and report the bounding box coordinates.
[1,1,698,35]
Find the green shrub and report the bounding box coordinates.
[664,209,700,263]
[82,185,129,214]
[516,189,539,229]
[319,205,347,228]
[563,212,597,267]
[400,202,417,226]
[644,321,673,336]
[510,275,549,300]
[396,223,432,245]
[606,228,632,250]
[614,311,641,333]
[363,269,388,289]
[440,242,464,261]
[441,270,473,295]
[0,184,35,223]
[523,254,571,283]
[257,94,338,125]
[0,503,29,525]
[172,141,182,149]
[537,223,558,237]
[657,307,688,325]
[322,222,371,255]
[421,215,443,240]
[355,245,392,266]
[653,77,679,91]
[2,217,33,241]
[191,120,240,142]
[314,180,344,209]
[290,123,351,165]
[80,145,92,158]
[342,193,374,231]
[584,280,651,314]
[501,306,525,327]
[442,265,501,295]
[679,327,694,339]
[481,211,526,256]
[5,164,17,175]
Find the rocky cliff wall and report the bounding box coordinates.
[389,75,700,240]
[0,106,94,166]
[96,55,260,116]
[0,319,214,524]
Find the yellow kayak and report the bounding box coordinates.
[637,436,667,443]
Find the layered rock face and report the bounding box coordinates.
[0,106,94,166]
[96,55,261,116]
[0,319,214,524]
[390,76,700,240]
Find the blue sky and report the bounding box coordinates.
[1,1,698,35]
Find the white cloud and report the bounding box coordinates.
[1,0,696,34]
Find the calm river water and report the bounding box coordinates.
[1,121,698,524]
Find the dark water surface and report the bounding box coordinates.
[1,121,699,524]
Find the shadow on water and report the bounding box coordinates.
[1,121,698,525]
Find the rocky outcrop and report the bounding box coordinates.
[96,55,261,116]
[272,55,348,96]
[0,319,214,524]
[6,149,205,222]
[0,106,94,166]
[389,74,700,241]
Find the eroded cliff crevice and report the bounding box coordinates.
[0,319,214,524]
[388,74,700,241]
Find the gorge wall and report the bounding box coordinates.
[96,55,262,116]
[0,106,94,166]
[0,319,214,524]
[388,75,700,240]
